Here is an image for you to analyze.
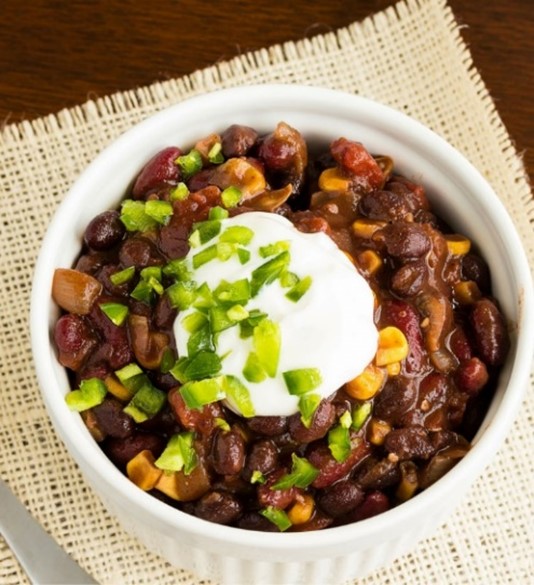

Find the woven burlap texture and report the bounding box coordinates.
[1,0,533,583]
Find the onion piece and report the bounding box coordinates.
[128,314,169,370]
[52,268,103,315]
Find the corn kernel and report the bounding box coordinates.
[386,362,401,376]
[367,418,391,446]
[351,218,387,239]
[357,250,383,275]
[345,364,385,400]
[126,450,163,491]
[445,234,471,256]
[154,471,181,500]
[287,494,315,525]
[318,167,350,192]
[395,462,418,502]
[375,326,409,366]
[454,280,482,305]
[105,374,135,401]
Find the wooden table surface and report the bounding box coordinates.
[1,0,532,186]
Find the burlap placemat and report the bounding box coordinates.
[1,0,533,583]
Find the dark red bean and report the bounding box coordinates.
[92,398,134,439]
[469,299,510,366]
[97,264,132,297]
[194,491,242,525]
[211,428,246,476]
[317,480,364,518]
[221,124,258,158]
[348,491,390,522]
[384,426,434,461]
[449,325,474,362]
[455,357,489,396]
[119,237,164,268]
[187,168,213,192]
[243,439,279,481]
[54,314,97,371]
[105,432,165,468]
[288,400,336,443]
[247,416,288,437]
[84,210,125,251]
[374,222,431,260]
[132,146,181,198]
[259,134,297,172]
[75,252,107,276]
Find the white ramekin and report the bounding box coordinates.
[31,85,534,585]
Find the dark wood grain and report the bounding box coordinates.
[1,0,532,184]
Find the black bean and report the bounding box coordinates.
[119,237,164,268]
[211,428,246,475]
[92,398,134,439]
[194,491,242,525]
[374,222,431,260]
[105,432,165,468]
[243,439,278,481]
[317,480,364,518]
[374,378,417,425]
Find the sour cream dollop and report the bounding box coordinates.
[174,211,378,416]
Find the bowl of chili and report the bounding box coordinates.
[31,85,534,584]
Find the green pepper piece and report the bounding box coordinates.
[219,225,254,245]
[193,244,218,268]
[65,378,107,412]
[352,402,372,431]
[286,275,313,302]
[145,200,173,225]
[221,186,242,208]
[124,382,166,423]
[298,393,321,428]
[110,266,135,286]
[282,368,322,396]
[120,200,158,232]
[271,453,319,490]
[179,378,225,410]
[260,507,292,532]
[221,375,255,418]
[250,251,290,296]
[242,352,267,383]
[169,182,189,201]
[99,302,129,327]
[155,432,198,474]
[176,149,203,179]
[166,280,197,310]
[253,319,281,378]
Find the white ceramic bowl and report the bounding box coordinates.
[31,85,534,585]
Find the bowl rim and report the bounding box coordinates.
[30,84,534,551]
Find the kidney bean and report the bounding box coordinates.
[243,439,279,481]
[469,299,510,366]
[317,479,364,518]
[221,124,258,158]
[246,416,288,436]
[380,299,427,373]
[105,432,165,468]
[374,377,417,425]
[384,426,435,461]
[210,428,246,476]
[455,357,489,396]
[54,314,97,371]
[348,491,390,522]
[462,253,491,293]
[288,400,336,443]
[257,469,299,509]
[84,210,125,251]
[448,325,473,362]
[132,146,181,198]
[92,398,134,439]
[194,491,242,525]
[374,222,431,260]
[119,236,164,268]
[308,439,370,489]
